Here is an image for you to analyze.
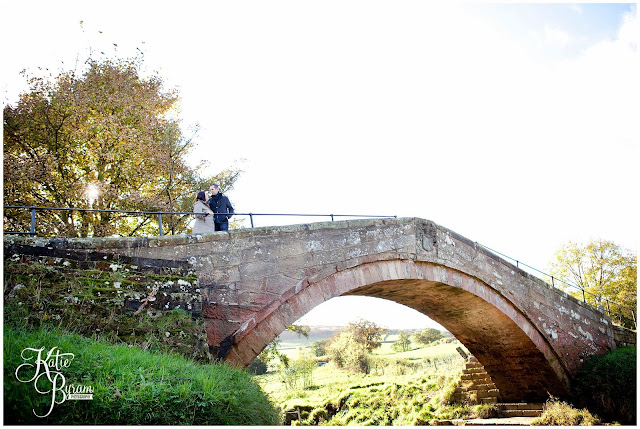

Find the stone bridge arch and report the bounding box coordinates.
[227,259,568,402]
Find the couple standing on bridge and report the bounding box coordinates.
[192,184,234,233]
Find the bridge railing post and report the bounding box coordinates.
[249,213,254,228]
[158,213,163,236]
[30,206,36,236]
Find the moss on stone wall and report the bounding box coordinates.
[3,254,210,362]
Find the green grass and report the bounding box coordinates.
[256,337,470,425]
[4,325,281,425]
[257,359,468,425]
[373,338,463,360]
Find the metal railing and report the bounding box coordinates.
[475,242,636,329]
[2,205,397,237]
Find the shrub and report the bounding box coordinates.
[310,340,328,357]
[531,398,600,426]
[571,346,636,424]
[326,331,370,373]
[279,351,316,390]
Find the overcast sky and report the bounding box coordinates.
[2,1,638,329]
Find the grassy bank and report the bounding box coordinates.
[257,337,474,425]
[4,326,280,425]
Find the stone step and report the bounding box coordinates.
[454,384,497,394]
[474,383,497,391]
[463,367,487,374]
[495,403,544,411]
[498,409,542,418]
[462,372,491,381]
[463,390,496,399]
[435,416,535,426]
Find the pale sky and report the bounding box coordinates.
[2,1,638,330]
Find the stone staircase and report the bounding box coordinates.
[453,356,500,404]
[452,353,544,420]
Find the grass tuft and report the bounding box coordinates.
[530,398,600,426]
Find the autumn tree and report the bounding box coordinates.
[391,330,412,352]
[3,56,240,237]
[326,331,371,373]
[344,319,387,352]
[413,327,444,346]
[549,239,637,328]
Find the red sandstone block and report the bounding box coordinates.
[203,303,226,319]
[264,310,289,338]
[265,274,297,294]
[361,265,378,286]
[287,294,305,319]
[244,326,271,355]
[314,279,334,302]
[307,265,338,285]
[306,285,326,307]
[278,283,298,303]
[235,290,275,307]
[225,347,244,367]
[225,304,260,323]
[333,271,356,295]
[205,319,237,344]
[234,338,259,366]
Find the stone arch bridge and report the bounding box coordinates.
[4,218,635,401]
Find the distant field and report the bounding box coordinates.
[277,326,464,362]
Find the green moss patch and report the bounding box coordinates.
[4,255,208,362]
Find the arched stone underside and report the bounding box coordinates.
[226,259,568,402]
